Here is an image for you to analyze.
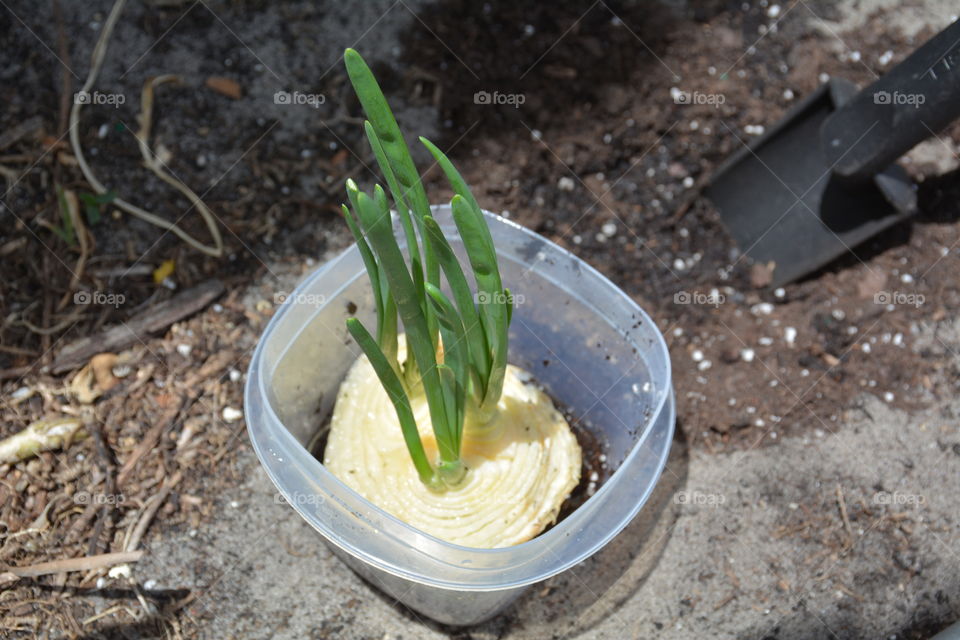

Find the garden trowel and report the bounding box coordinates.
[706,19,960,287]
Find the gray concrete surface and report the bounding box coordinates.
[137,378,959,639]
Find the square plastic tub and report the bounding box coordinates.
[245,205,674,625]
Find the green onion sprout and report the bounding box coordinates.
[340,48,513,490]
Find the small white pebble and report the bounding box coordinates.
[849,50,861,63]
[752,302,774,315]
[673,327,684,337]
[728,397,737,406]
[108,565,131,579]
[222,406,243,423]
[878,50,894,66]
[698,360,712,371]
[601,222,617,236]
[229,368,242,382]
[788,502,799,510]
[589,471,599,482]
[782,88,794,101]
[143,579,157,590]
[212,303,224,313]
[819,72,830,83]
[176,344,192,357]
[755,418,765,427]
[673,258,686,271]
[758,336,774,346]
[784,326,797,346]
[530,129,542,141]
[96,577,106,589]
[774,287,785,298]
[744,124,765,135]
[746,406,757,414]
[862,343,871,354]
[801,368,810,377]
[557,176,575,191]
[767,4,781,18]
[189,529,198,537]
[682,176,695,188]
[229,500,240,508]
[883,391,895,403]
[893,333,903,346]
[741,348,755,362]
[901,273,914,283]
[692,349,704,362]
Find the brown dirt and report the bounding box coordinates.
[1,0,958,637]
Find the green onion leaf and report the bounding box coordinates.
[346,317,436,486]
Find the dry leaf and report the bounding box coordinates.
[0,417,87,464]
[91,353,119,392]
[153,259,175,284]
[205,76,243,100]
[69,365,101,404]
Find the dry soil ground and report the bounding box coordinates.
[1,0,959,638]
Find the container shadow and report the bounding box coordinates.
[355,427,689,638]
[496,428,689,639]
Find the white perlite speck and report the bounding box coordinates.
[222,407,243,423]
[784,326,797,346]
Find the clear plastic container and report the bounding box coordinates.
[245,205,674,625]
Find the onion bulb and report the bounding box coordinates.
[324,341,582,548]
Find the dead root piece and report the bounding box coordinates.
[0,417,87,464]
[0,550,144,583]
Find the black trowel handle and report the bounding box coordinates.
[821,19,960,182]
